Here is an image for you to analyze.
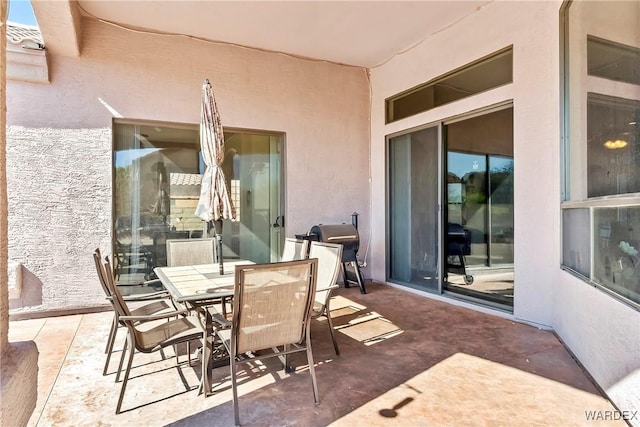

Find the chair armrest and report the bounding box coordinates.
[140,279,163,287]
[210,312,231,329]
[121,291,171,301]
[105,292,171,302]
[120,310,190,322]
[315,284,339,293]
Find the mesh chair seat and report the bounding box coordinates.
[134,315,203,352]
[129,300,172,318]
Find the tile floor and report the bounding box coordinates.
[8,282,623,426]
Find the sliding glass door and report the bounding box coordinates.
[387,107,514,310]
[113,122,283,285]
[388,125,441,292]
[444,108,514,308]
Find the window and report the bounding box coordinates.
[113,122,201,284]
[562,1,640,308]
[587,36,640,86]
[386,47,512,123]
[587,94,640,197]
[113,121,283,285]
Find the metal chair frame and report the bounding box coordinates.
[308,241,343,355]
[92,248,174,376]
[101,256,203,414]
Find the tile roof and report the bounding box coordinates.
[170,173,202,198]
[6,22,44,49]
[170,173,202,186]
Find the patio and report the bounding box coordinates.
[9,282,622,426]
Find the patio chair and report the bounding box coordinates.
[166,238,216,266]
[92,248,175,376]
[150,230,191,270]
[308,241,343,355]
[216,259,319,426]
[102,257,204,414]
[281,237,309,261]
[166,237,232,317]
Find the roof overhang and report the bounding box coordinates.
[31,0,82,57]
[45,1,489,68]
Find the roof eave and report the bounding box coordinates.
[31,0,82,57]
[6,43,49,84]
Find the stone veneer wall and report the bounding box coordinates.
[6,127,112,315]
[1,1,39,424]
[0,0,8,353]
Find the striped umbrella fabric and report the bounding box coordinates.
[195,79,236,222]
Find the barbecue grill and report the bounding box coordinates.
[302,223,366,294]
[447,222,474,285]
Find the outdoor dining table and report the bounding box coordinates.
[154,260,253,397]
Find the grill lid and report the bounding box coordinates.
[309,224,360,262]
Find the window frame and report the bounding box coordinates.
[385,46,513,124]
[560,0,640,311]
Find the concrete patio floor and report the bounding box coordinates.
[9,282,623,426]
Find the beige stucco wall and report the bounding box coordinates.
[0,0,7,351]
[369,0,639,419]
[6,17,370,315]
[1,1,39,424]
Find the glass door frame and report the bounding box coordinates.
[385,101,514,305]
[223,126,285,264]
[385,121,444,294]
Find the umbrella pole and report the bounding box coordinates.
[213,219,224,275]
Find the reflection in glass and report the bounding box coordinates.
[489,156,514,264]
[587,94,640,197]
[562,208,591,278]
[388,127,439,291]
[113,123,201,284]
[593,207,640,305]
[113,124,281,285]
[448,152,487,267]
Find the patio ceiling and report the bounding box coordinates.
[38,1,490,68]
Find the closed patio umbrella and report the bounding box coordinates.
[195,79,236,273]
[152,161,169,224]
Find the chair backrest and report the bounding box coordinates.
[102,256,133,319]
[281,238,309,261]
[308,241,343,305]
[231,259,318,355]
[166,238,216,267]
[152,230,191,266]
[93,248,112,298]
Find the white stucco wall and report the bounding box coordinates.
[6,18,370,314]
[370,1,561,326]
[554,272,639,419]
[369,0,639,419]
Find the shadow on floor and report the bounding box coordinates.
[10,281,620,427]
